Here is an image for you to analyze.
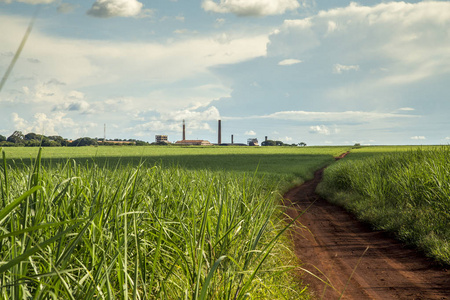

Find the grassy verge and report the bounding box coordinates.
[1,146,351,298]
[318,146,450,265]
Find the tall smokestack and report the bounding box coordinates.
[218,120,222,144]
[182,119,186,141]
[231,134,234,144]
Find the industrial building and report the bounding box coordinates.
[155,135,169,144]
[247,138,259,146]
[175,120,212,145]
[175,140,212,146]
[175,119,258,146]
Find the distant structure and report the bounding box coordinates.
[247,138,259,146]
[176,120,212,146]
[218,120,221,144]
[155,135,169,144]
[175,140,212,146]
[231,134,234,144]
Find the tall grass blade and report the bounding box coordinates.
[199,255,226,300]
[0,9,38,92]
[0,185,41,222]
[0,221,84,274]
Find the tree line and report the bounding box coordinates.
[261,139,307,147]
[0,131,149,147]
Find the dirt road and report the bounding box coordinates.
[284,163,449,299]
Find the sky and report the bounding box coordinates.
[1,0,449,145]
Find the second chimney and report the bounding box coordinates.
[218,120,222,144]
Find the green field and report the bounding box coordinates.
[0,146,349,299]
[3,146,350,190]
[318,145,450,264]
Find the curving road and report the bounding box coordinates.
[284,165,449,299]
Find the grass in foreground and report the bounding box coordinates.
[318,146,450,264]
[0,148,313,299]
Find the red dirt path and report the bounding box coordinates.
[283,155,449,299]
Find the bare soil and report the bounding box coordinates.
[283,155,449,299]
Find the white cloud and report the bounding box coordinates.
[87,0,144,18]
[411,136,426,140]
[309,125,330,135]
[226,110,418,123]
[245,130,256,136]
[126,106,221,138]
[333,64,359,74]
[67,90,85,100]
[173,29,198,35]
[54,100,91,113]
[215,18,225,27]
[268,2,450,86]
[130,121,181,134]
[12,112,76,136]
[398,107,415,111]
[309,125,340,136]
[0,14,266,111]
[278,58,302,66]
[2,0,56,3]
[202,0,300,16]
[162,106,220,122]
[327,20,337,34]
[57,3,78,14]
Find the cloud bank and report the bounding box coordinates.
[2,0,56,4]
[202,0,300,16]
[87,0,144,18]
[232,110,418,123]
[269,1,450,86]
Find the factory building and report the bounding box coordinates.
[175,140,212,146]
[247,138,259,146]
[175,120,212,145]
[155,135,169,144]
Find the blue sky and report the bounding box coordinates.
[1,0,449,145]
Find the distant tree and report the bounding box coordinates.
[261,140,276,146]
[24,132,40,141]
[261,140,284,146]
[0,141,16,147]
[152,141,169,146]
[39,136,52,146]
[135,140,149,146]
[7,131,25,144]
[298,142,307,147]
[69,137,98,147]
[0,135,5,142]
[48,135,69,146]
[25,140,41,147]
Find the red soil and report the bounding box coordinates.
[283,154,449,299]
